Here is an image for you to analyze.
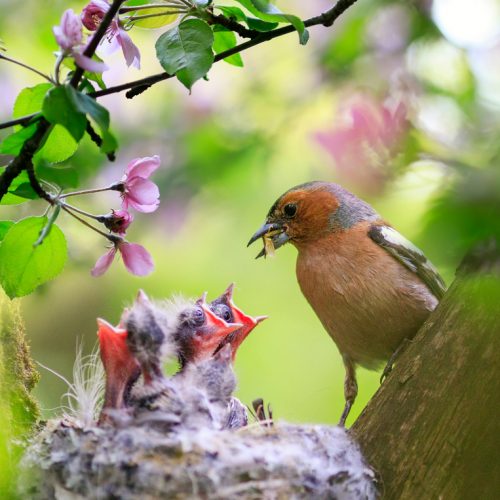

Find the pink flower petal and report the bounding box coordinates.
[54,9,83,50]
[81,0,109,30]
[117,28,141,69]
[91,247,117,277]
[126,155,161,179]
[96,27,121,56]
[119,242,154,276]
[74,52,108,73]
[125,177,160,211]
[126,199,160,213]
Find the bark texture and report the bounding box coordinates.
[352,243,500,499]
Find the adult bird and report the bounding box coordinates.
[248,181,446,425]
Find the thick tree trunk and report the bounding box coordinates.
[352,242,500,499]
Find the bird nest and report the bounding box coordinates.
[19,287,377,498]
[21,418,377,499]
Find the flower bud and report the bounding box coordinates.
[81,0,109,31]
[103,209,134,234]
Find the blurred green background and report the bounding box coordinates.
[1,0,500,430]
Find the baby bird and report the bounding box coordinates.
[176,343,237,429]
[174,293,242,368]
[124,290,173,387]
[96,318,140,424]
[125,291,241,408]
[210,283,267,360]
[248,181,446,425]
[210,284,268,428]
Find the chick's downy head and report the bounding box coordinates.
[124,290,172,384]
[175,294,241,367]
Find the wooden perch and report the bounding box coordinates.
[353,241,500,499]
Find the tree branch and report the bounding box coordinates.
[0,112,40,131]
[0,0,358,199]
[92,0,358,100]
[0,0,127,201]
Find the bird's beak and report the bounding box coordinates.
[247,221,290,259]
[96,318,140,412]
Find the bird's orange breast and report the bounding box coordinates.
[295,221,437,368]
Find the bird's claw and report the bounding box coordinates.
[250,398,274,427]
[380,363,393,384]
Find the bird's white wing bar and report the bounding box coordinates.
[368,224,447,300]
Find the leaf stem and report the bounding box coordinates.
[61,204,117,242]
[0,53,55,84]
[59,183,124,199]
[125,10,185,22]
[60,201,103,221]
[34,204,61,247]
[119,3,188,13]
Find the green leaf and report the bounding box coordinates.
[0,221,14,242]
[35,160,79,189]
[0,171,34,205]
[233,0,308,44]
[213,29,244,67]
[66,86,117,154]
[0,123,37,155]
[217,6,247,22]
[216,5,278,31]
[13,84,78,164]
[246,16,278,31]
[10,183,37,200]
[156,19,214,90]
[42,86,87,142]
[0,216,67,298]
[130,8,179,29]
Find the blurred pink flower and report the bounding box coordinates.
[53,9,107,73]
[314,95,409,194]
[82,0,141,69]
[121,156,161,213]
[102,209,134,234]
[91,240,154,277]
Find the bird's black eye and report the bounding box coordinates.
[221,306,232,323]
[214,304,232,323]
[283,203,297,218]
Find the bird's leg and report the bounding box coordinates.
[339,355,357,427]
[380,337,414,384]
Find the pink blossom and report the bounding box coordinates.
[121,156,161,213]
[54,9,83,50]
[102,209,134,234]
[82,0,141,69]
[91,240,154,277]
[82,0,109,30]
[53,9,108,73]
[314,95,409,195]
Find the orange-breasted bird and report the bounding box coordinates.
[248,181,446,425]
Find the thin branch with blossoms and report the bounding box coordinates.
[0,0,360,297]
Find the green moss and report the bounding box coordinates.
[0,291,40,496]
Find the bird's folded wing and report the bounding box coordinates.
[368,224,447,300]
